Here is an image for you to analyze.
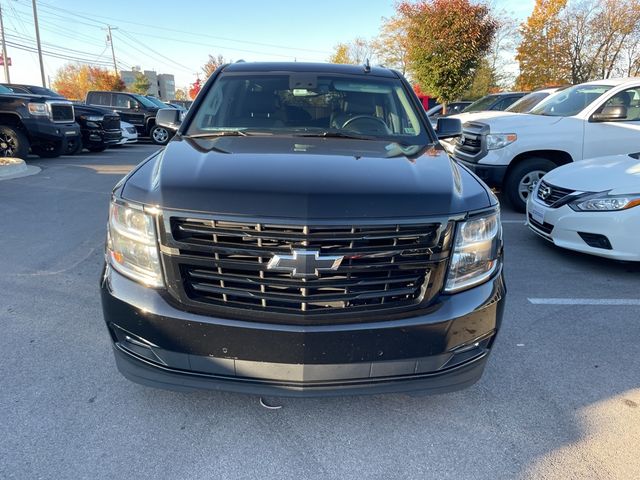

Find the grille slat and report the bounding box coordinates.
[163,216,450,320]
[537,181,575,207]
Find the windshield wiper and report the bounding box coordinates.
[294,131,376,140]
[183,130,273,139]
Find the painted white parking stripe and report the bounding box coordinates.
[501,220,525,224]
[528,298,640,306]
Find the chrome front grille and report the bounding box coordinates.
[161,216,452,323]
[537,181,575,206]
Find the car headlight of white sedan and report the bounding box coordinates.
[569,193,640,212]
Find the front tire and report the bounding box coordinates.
[0,125,29,158]
[504,158,556,212]
[150,125,171,145]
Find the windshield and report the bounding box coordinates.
[463,95,500,112]
[530,84,612,117]
[186,73,429,144]
[146,96,167,108]
[506,92,549,113]
[0,85,13,93]
[131,94,157,109]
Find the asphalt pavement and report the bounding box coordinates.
[1,144,639,480]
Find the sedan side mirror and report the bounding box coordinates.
[591,105,627,122]
[157,108,182,130]
[436,117,462,139]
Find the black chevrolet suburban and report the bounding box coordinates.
[101,62,505,396]
[0,85,80,158]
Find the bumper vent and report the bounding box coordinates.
[161,216,452,323]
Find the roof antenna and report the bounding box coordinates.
[364,59,371,73]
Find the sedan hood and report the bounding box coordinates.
[121,136,492,220]
[542,154,640,194]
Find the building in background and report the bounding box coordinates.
[120,68,175,100]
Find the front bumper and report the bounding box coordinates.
[456,159,508,188]
[82,128,122,147]
[22,118,80,145]
[526,199,640,261]
[101,265,505,396]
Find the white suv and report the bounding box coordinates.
[452,78,640,211]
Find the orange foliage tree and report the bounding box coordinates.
[188,78,202,100]
[52,64,125,100]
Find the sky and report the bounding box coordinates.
[2,0,535,90]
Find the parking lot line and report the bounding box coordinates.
[528,298,640,305]
[501,220,525,224]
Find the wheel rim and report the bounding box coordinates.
[518,170,547,203]
[153,127,169,143]
[0,132,17,156]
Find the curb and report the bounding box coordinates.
[0,158,41,181]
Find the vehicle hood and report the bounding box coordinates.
[72,104,118,116]
[452,111,564,129]
[121,136,493,219]
[542,154,640,194]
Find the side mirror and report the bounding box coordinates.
[436,117,462,139]
[591,105,627,122]
[156,108,182,130]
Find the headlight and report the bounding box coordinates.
[107,201,164,287]
[28,102,49,116]
[445,211,502,293]
[570,193,640,212]
[486,133,517,150]
[84,115,104,122]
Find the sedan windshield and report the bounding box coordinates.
[186,73,430,144]
[529,84,612,117]
[463,95,499,112]
[146,96,167,108]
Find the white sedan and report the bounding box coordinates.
[527,153,640,261]
[115,121,138,145]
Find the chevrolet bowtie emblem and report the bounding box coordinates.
[266,250,343,278]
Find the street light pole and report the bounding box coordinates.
[0,4,10,83]
[32,0,46,87]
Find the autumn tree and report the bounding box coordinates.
[130,71,151,94]
[328,38,373,64]
[399,0,498,112]
[202,54,226,80]
[174,88,188,101]
[52,64,125,100]
[189,78,202,100]
[515,0,570,90]
[372,16,410,74]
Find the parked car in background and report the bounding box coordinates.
[169,100,193,110]
[527,152,640,261]
[0,88,80,158]
[113,120,138,146]
[462,92,527,113]
[4,83,121,153]
[85,91,163,143]
[101,61,505,396]
[143,95,183,145]
[453,78,640,212]
[426,101,472,128]
[504,87,565,114]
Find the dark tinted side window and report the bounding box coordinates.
[493,96,520,110]
[89,92,111,106]
[114,94,133,108]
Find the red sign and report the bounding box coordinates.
[0,56,11,66]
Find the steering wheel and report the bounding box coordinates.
[341,115,391,134]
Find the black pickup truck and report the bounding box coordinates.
[0,85,80,158]
[3,84,121,153]
[100,62,506,397]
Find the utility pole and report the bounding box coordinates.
[0,4,10,83]
[32,0,46,87]
[105,25,118,74]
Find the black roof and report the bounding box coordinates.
[223,62,398,78]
